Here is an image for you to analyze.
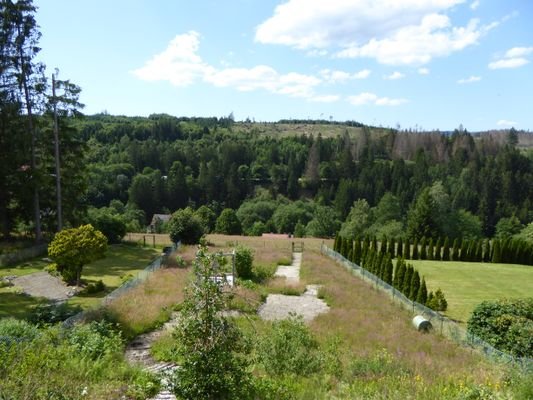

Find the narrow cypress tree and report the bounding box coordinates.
[420,237,427,260]
[404,237,411,260]
[466,240,475,262]
[340,238,347,257]
[333,234,340,252]
[384,254,393,285]
[402,265,413,296]
[362,237,370,260]
[492,239,501,263]
[483,239,491,263]
[393,258,404,289]
[416,278,428,305]
[353,238,362,265]
[389,237,396,258]
[475,240,483,262]
[434,238,442,261]
[381,236,388,254]
[372,237,378,253]
[397,238,403,259]
[451,238,459,261]
[426,291,434,307]
[442,237,450,261]
[347,247,353,263]
[409,270,420,300]
[459,239,468,261]
[427,238,434,260]
[412,237,419,260]
[375,252,384,276]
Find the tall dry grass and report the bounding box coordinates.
[300,249,502,386]
[105,266,191,339]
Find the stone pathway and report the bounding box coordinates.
[259,252,330,322]
[10,271,77,301]
[124,314,180,400]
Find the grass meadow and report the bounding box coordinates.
[409,260,533,324]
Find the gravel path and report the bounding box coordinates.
[259,253,330,322]
[11,271,77,301]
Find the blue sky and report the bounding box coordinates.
[34,0,532,131]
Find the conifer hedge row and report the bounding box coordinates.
[332,235,448,311]
[333,234,533,266]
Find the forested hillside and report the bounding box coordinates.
[74,114,532,239]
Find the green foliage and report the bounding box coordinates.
[0,318,40,342]
[442,237,450,261]
[80,279,106,294]
[258,315,322,377]
[409,269,420,300]
[412,237,419,260]
[467,298,533,358]
[420,237,427,260]
[195,205,217,233]
[66,320,124,360]
[339,199,371,239]
[427,288,448,311]
[168,207,204,244]
[171,247,252,399]
[495,216,524,240]
[87,207,126,244]
[215,208,242,235]
[416,278,428,305]
[48,224,108,285]
[29,302,82,326]
[235,245,254,280]
[293,221,306,238]
[305,205,340,238]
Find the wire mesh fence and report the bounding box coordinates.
[321,244,533,370]
[63,242,180,327]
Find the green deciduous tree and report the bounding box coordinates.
[168,207,204,244]
[216,208,242,235]
[48,224,107,285]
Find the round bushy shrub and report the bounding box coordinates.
[467,298,533,358]
[0,318,40,342]
[168,207,204,244]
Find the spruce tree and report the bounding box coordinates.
[442,237,450,261]
[426,291,434,307]
[393,258,404,289]
[409,269,421,300]
[434,238,442,261]
[416,278,428,305]
[412,237,419,260]
[375,252,384,276]
[427,238,434,260]
[420,237,427,260]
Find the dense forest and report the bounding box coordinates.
[1,1,532,245]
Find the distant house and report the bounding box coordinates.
[149,214,172,233]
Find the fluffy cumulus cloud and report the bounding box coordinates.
[418,67,430,75]
[133,32,322,99]
[348,92,408,106]
[255,0,494,66]
[489,46,532,69]
[457,75,481,83]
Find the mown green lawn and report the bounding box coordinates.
[409,260,533,324]
[0,244,160,319]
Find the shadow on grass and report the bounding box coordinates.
[0,291,47,319]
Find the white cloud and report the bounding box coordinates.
[255,0,496,66]
[418,67,430,75]
[384,71,405,80]
[133,32,323,100]
[497,119,517,127]
[457,75,481,83]
[470,0,480,10]
[504,46,533,58]
[320,68,371,83]
[348,92,408,106]
[337,14,490,65]
[132,31,213,86]
[488,46,532,69]
[353,69,372,79]
[488,57,529,69]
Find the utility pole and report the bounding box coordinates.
[52,71,62,231]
